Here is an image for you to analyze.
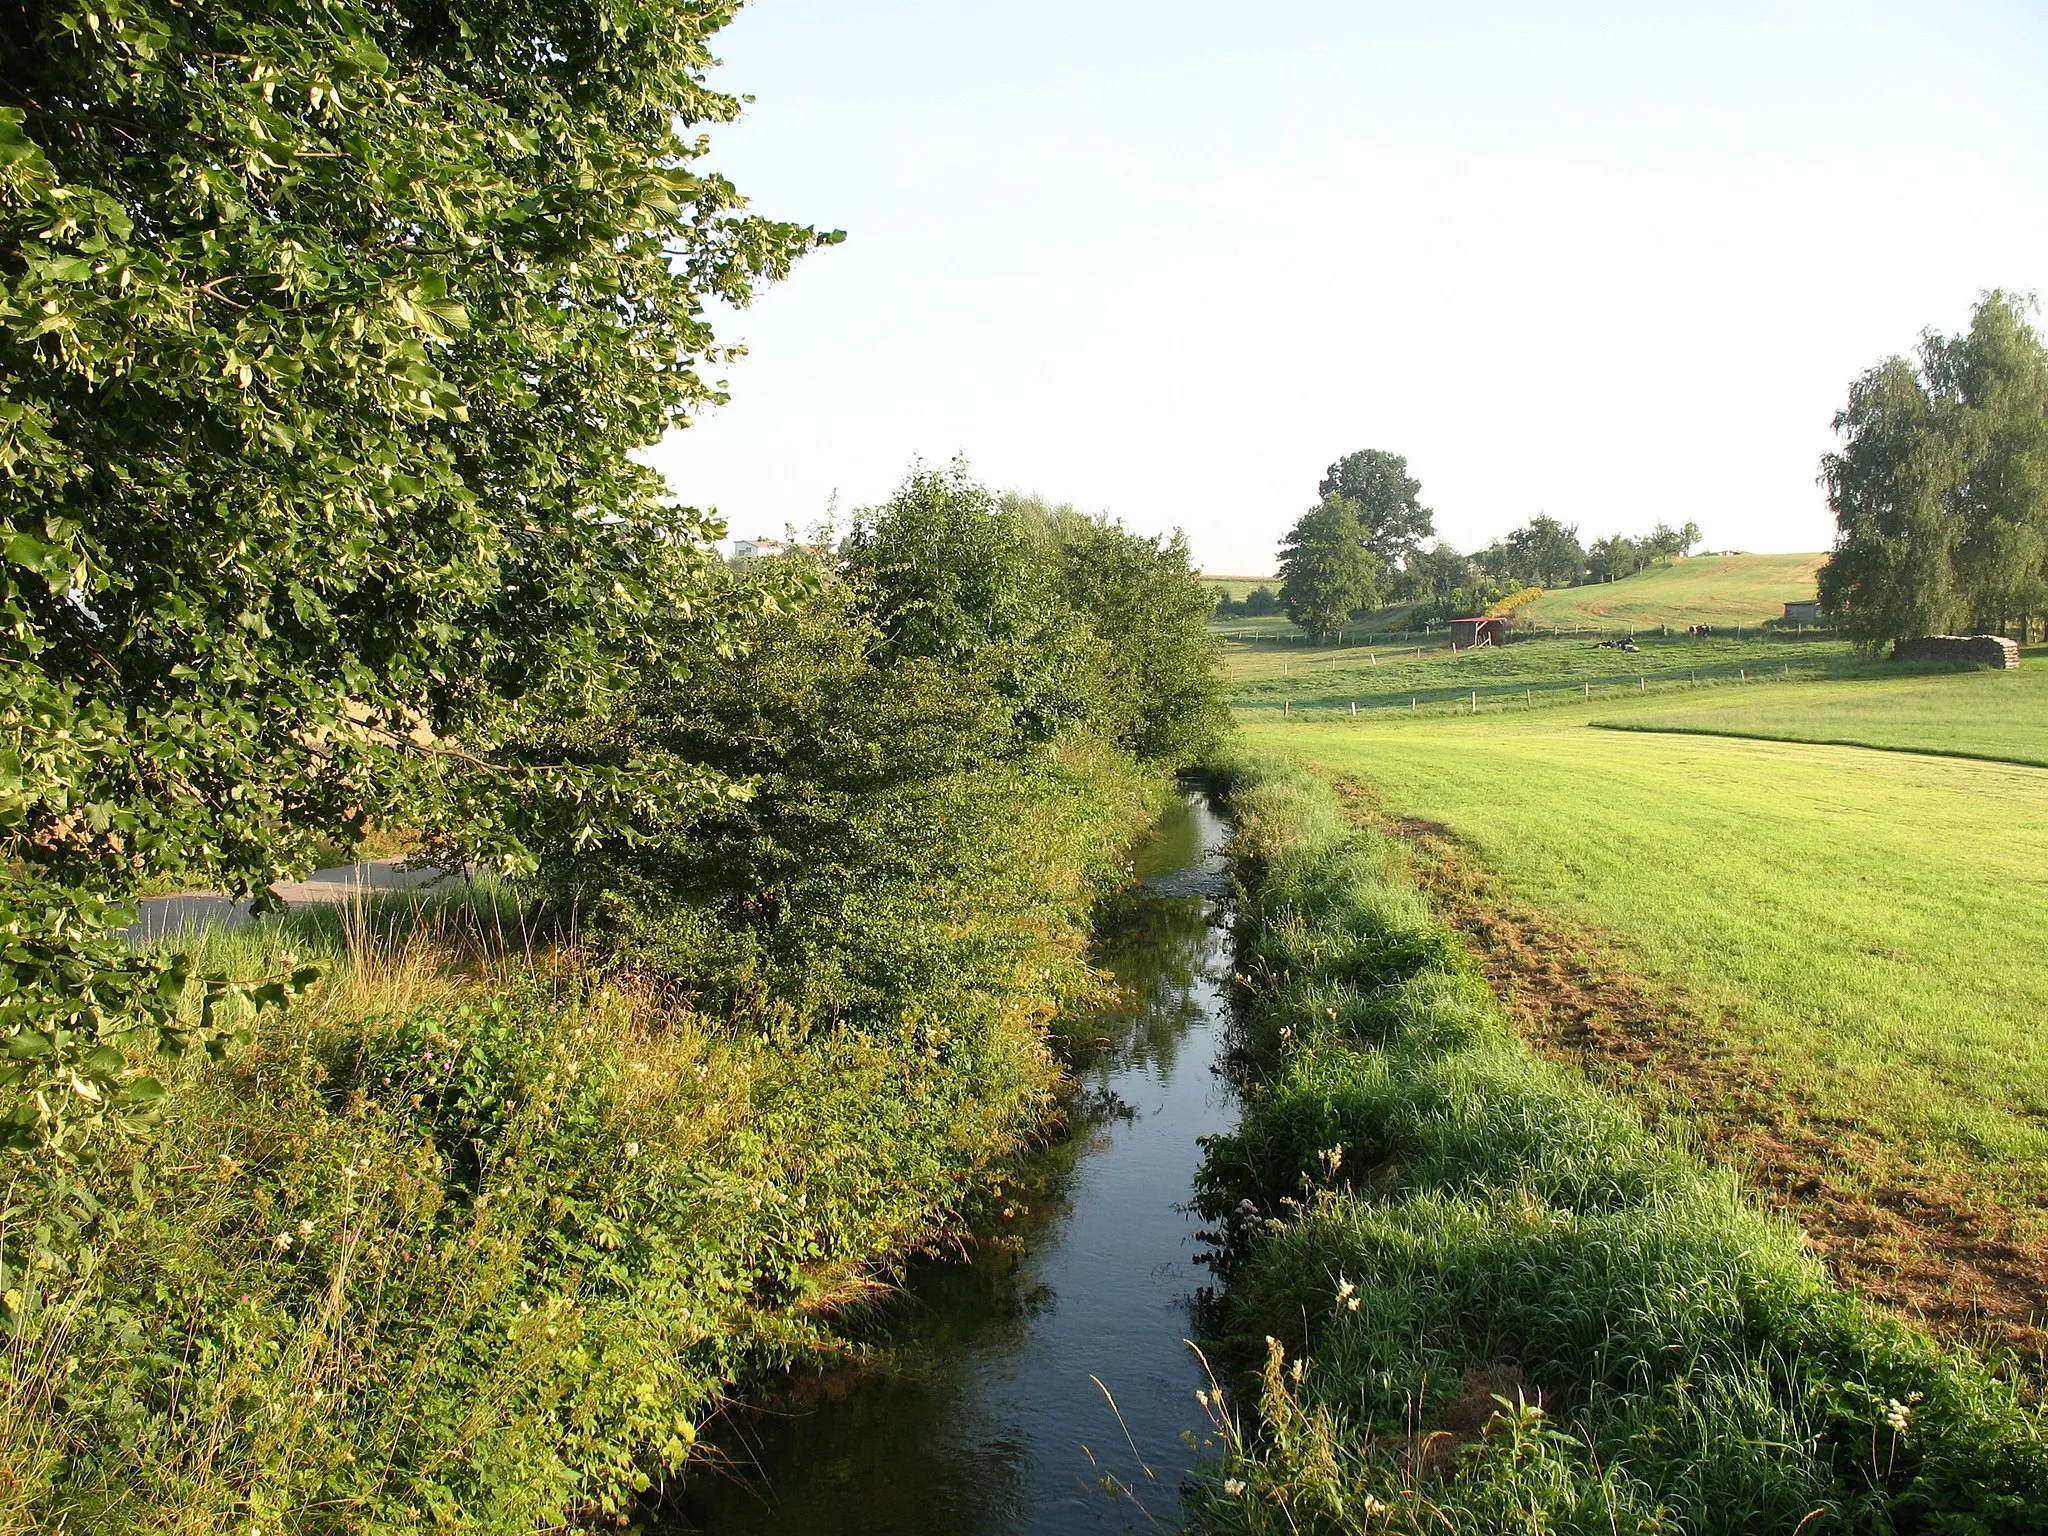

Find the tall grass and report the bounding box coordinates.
[1190,753,2047,1533]
[1,755,1164,1533]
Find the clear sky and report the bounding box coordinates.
[644,1,2048,574]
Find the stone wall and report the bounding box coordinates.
[1891,634,2021,669]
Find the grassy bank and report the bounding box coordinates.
[1190,754,2048,1533]
[0,747,1165,1534]
[1236,713,2048,1343]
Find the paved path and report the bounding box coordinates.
[125,860,460,944]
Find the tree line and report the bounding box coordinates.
[1819,291,2048,647]
[1267,450,1701,639]
[0,8,1228,1518]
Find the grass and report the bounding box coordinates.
[1189,753,2048,1534]
[1522,552,1825,629]
[1236,702,2048,1344]
[1224,629,1860,719]
[1598,656,2048,768]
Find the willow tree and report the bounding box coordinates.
[0,0,830,1156]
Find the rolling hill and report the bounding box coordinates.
[1522,551,1824,629]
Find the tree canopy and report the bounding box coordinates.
[1278,493,1382,639]
[1475,515,1586,589]
[1318,449,1435,565]
[1819,292,2048,646]
[0,0,830,1156]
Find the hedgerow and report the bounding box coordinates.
[1192,754,2048,1534]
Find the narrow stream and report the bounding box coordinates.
[668,792,1238,1534]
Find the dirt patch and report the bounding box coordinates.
[1329,775,2048,1360]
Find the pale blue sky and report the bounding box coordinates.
[646,1,2048,573]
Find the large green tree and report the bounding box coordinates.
[1318,448,1435,565]
[1278,493,1382,640]
[0,0,827,1156]
[1820,292,2048,646]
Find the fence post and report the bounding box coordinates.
[1470,690,1477,714]
[1351,701,1357,718]
[1411,697,1416,713]
[1583,681,1589,699]
[1639,677,1645,691]
[1284,700,1290,717]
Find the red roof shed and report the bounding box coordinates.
[1448,616,1508,649]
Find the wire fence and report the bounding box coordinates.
[1260,657,1847,722]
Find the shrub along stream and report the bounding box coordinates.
[0,467,1227,1533]
[1191,754,2047,1533]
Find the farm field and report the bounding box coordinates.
[1226,628,1859,718]
[1521,550,1825,628]
[1599,657,2048,768]
[1237,704,2048,1342]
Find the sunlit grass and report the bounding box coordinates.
[1239,711,2048,1227]
[1599,654,2048,767]
[1192,752,2048,1531]
[1225,630,1861,719]
[1522,551,1825,629]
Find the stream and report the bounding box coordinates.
[667,792,1238,1534]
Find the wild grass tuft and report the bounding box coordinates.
[1192,752,2048,1534]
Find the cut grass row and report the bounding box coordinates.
[1191,753,2047,1533]
[1238,710,2048,1344]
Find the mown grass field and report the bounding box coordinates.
[1600,658,2048,768]
[1521,550,1825,629]
[1237,699,2048,1343]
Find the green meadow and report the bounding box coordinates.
[1195,755,2048,1530]
[1521,551,1825,629]
[1226,629,1859,718]
[1600,658,2048,768]
[1237,688,2048,1335]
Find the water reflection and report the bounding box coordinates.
[665,794,1237,1535]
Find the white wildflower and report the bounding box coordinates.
[1223,1479,1247,1498]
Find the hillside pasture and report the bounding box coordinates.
[1226,629,1857,718]
[1598,655,2048,768]
[1521,551,1825,629]
[1239,709,2048,1344]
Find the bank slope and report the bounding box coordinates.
[1190,754,2046,1535]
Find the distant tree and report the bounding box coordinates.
[1479,516,1585,588]
[1279,494,1383,639]
[1586,534,1637,583]
[1401,542,1474,606]
[1644,521,1704,562]
[1820,292,2048,646]
[1243,584,1281,617]
[1318,450,1435,565]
